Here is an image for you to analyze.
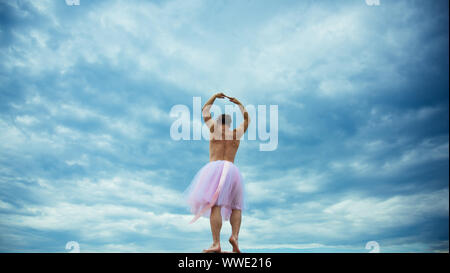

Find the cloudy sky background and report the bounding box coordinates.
[0,0,448,252]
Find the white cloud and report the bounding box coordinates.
[245,168,327,204]
[381,140,449,173]
[239,188,449,248]
[0,169,216,251]
[332,135,449,177]
[0,201,201,238]
[323,188,449,229]
[4,0,437,105]
[366,105,446,131]
[74,175,186,208]
[15,115,38,125]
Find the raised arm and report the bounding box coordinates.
[229,97,250,139]
[202,92,225,133]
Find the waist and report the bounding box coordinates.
[209,159,235,165]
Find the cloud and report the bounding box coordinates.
[246,168,327,205]
[239,189,448,251]
[323,189,449,230]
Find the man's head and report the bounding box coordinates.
[217,114,232,127]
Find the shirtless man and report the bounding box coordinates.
[204,92,250,163]
[184,92,250,253]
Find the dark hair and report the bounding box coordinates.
[218,114,231,126]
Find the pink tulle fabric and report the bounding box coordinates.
[184,160,245,223]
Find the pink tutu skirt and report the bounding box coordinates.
[184,160,246,223]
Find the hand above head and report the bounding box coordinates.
[228,97,241,105]
[215,92,227,99]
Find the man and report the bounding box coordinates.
[184,92,250,253]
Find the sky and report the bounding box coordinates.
[0,0,448,253]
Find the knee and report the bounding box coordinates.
[211,205,222,214]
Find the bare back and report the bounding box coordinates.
[209,126,240,163]
[202,93,250,163]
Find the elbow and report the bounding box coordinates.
[201,108,210,118]
[203,114,212,124]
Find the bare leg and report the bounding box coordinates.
[203,205,222,253]
[229,209,241,253]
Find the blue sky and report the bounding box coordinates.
[0,0,448,253]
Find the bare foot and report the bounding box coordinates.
[229,235,241,253]
[202,244,221,253]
